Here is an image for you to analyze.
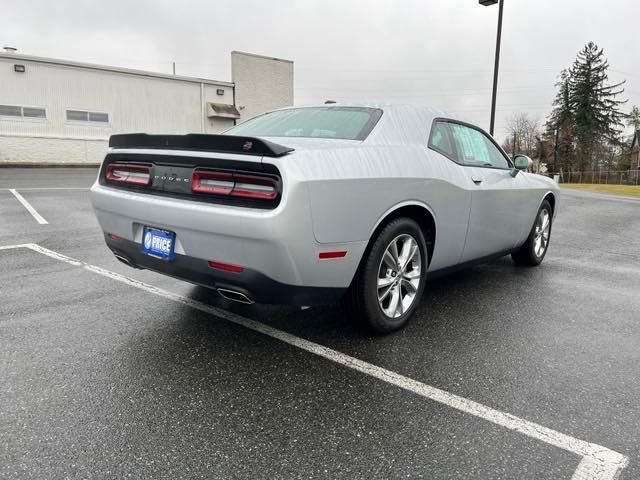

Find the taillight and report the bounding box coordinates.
[231,174,278,200]
[192,170,234,195]
[192,169,279,201]
[106,163,151,185]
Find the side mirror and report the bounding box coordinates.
[513,154,532,170]
[511,154,532,177]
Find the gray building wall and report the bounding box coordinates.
[231,51,294,123]
[0,54,237,164]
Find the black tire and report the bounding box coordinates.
[345,217,428,333]
[511,199,553,266]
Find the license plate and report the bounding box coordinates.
[141,226,176,261]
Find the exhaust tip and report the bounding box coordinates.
[217,288,254,305]
[113,253,141,269]
[114,253,131,265]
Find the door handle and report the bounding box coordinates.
[471,176,483,184]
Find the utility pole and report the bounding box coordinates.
[489,0,504,136]
[172,62,176,75]
[553,127,559,172]
[479,0,504,136]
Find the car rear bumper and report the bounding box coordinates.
[105,235,347,305]
[90,183,366,303]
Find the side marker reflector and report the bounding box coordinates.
[319,251,347,259]
[208,261,245,273]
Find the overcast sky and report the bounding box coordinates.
[3,0,639,139]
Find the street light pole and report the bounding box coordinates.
[490,0,504,136]
[480,0,504,137]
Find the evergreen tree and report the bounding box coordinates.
[568,42,626,170]
[628,105,640,131]
[545,69,574,172]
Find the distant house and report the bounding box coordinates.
[632,130,640,170]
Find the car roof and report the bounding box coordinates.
[275,102,448,115]
[272,103,463,146]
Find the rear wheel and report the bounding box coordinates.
[511,199,552,266]
[346,217,428,333]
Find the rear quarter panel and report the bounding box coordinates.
[280,145,473,271]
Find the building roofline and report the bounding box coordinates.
[0,52,235,87]
[231,50,293,64]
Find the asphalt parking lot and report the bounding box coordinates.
[1,168,639,479]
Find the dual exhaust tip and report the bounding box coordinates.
[114,253,142,269]
[112,252,254,305]
[217,288,254,305]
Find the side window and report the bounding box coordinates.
[428,120,456,160]
[449,123,509,169]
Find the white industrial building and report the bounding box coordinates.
[0,50,293,165]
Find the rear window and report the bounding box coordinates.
[225,107,382,141]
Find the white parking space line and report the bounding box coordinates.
[25,243,83,266]
[8,189,48,224]
[572,457,623,480]
[1,187,89,191]
[0,243,32,250]
[0,242,630,480]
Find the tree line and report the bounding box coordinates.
[502,41,638,173]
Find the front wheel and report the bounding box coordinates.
[511,199,552,266]
[346,217,428,333]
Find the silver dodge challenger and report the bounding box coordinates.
[90,104,559,332]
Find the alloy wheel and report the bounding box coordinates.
[534,208,550,257]
[377,234,422,318]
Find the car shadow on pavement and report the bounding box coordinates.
[177,255,545,348]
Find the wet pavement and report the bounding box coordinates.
[1,168,639,479]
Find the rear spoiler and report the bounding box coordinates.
[108,133,294,158]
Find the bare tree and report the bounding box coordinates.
[504,112,540,158]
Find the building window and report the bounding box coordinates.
[0,105,21,117]
[22,107,47,118]
[0,105,46,119]
[66,109,109,123]
[67,110,88,121]
[88,112,109,122]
